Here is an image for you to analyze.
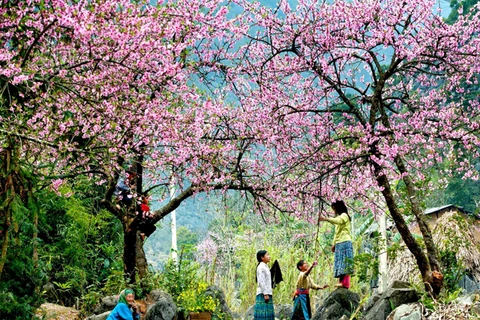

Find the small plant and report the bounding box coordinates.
[177,281,219,314]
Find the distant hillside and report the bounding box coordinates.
[144,194,221,269]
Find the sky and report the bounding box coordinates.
[228,0,452,17]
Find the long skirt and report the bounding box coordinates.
[334,240,354,278]
[291,294,311,320]
[254,294,274,320]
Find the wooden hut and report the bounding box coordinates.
[387,208,480,292]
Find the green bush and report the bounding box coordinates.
[0,198,45,319]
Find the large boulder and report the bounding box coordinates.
[362,281,418,320]
[454,290,480,306]
[85,311,111,320]
[206,285,234,320]
[312,288,360,320]
[459,274,480,294]
[93,295,117,315]
[386,303,424,320]
[244,305,254,320]
[275,304,293,320]
[145,290,176,320]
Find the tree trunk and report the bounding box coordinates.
[135,230,148,279]
[372,160,441,296]
[394,155,443,295]
[123,212,149,284]
[0,146,14,277]
[123,221,138,284]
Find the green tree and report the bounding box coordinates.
[445,0,479,24]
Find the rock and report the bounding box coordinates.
[93,295,117,314]
[362,285,418,320]
[312,288,360,320]
[244,305,254,320]
[472,303,480,316]
[458,274,480,294]
[275,304,293,320]
[145,290,176,320]
[386,303,424,320]
[389,281,411,289]
[206,285,234,320]
[363,293,381,313]
[454,290,480,306]
[85,311,111,320]
[148,290,174,304]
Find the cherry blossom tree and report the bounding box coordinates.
[0,0,264,283]
[208,0,480,295]
[3,0,479,295]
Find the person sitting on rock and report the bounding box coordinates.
[106,288,140,320]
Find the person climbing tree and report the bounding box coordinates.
[136,196,156,241]
[115,170,136,208]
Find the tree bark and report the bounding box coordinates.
[135,230,148,279]
[122,206,149,283]
[123,218,138,284]
[0,146,14,278]
[394,155,443,295]
[371,159,441,296]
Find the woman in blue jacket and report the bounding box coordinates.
[107,288,140,320]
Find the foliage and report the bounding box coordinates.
[177,281,219,313]
[37,184,124,306]
[194,202,373,313]
[354,252,378,285]
[0,211,45,319]
[155,255,224,319]
[205,0,480,295]
[438,249,464,292]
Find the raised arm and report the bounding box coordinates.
[319,213,347,225]
[304,261,317,277]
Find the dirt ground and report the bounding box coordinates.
[36,300,149,320]
[35,303,81,320]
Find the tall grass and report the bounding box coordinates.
[201,215,365,315]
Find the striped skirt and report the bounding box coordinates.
[254,294,274,320]
[334,240,354,278]
[291,293,311,320]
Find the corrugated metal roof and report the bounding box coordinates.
[424,204,458,215]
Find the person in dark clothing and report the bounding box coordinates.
[115,171,136,207]
[270,259,284,289]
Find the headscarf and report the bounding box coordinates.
[117,288,135,305]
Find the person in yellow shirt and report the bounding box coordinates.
[291,260,328,320]
[319,200,354,289]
